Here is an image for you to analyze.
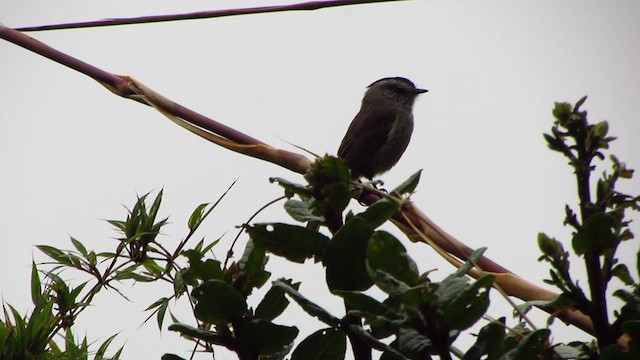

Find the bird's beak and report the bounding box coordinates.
[415,88,428,94]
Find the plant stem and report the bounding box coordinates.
[423,307,452,360]
[344,302,372,360]
[575,128,614,348]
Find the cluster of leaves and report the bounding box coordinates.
[168,157,498,359]
[2,162,535,360]
[0,261,122,360]
[0,188,219,360]
[165,234,301,359]
[246,157,557,359]
[539,97,640,357]
[3,98,639,359]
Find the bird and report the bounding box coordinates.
[337,77,427,179]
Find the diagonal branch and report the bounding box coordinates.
[1,23,596,336]
[15,0,408,32]
[0,24,310,174]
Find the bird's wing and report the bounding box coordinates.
[337,109,396,177]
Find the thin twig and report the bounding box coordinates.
[16,0,407,32]
[223,196,286,270]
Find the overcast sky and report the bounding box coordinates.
[2,1,639,359]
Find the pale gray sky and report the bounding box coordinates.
[1,1,639,359]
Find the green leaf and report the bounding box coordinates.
[552,101,573,122]
[255,279,299,321]
[574,95,588,111]
[572,213,618,255]
[112,263,155,282]
[291,328,347,360]
[157,298,169,331]
[70,237,88,257]
[318,182,352,215]
[149,189,163,223]
[537,232,563,257]
[107,220,127,232]
[347,324,407,358]
[435,276,469,304]
[192,280,248,324]
[239,239,266,275]
[396,326,433,359]
[543,133,565,152]
[273,280,340,327]
[238,240,271,290]
[500,329,550,360]
[95,333,120,359]
[334,291,397,318]
[305,155,352,184]
[359,199,400,229]
[173,269,187,296]
[188,203,210,231]
[402,283,437,308]
[37,245,73,266]
[367,313,402,340]
[168,323,232,347]
[284,199,325,223]
[336,291,402,339]
[367,231,419,286]
[236,319,299,357]
[188,180,235,231]
[270,177,313,198]
[323,217,374,291]
[198,259,224,281]
[527,293,583,317]
[184,250,224,282]
[88,251,97,268]
[620,228,634,242]
[203,238,221,253]
[441,275,494,330]
[248,223,329,263]
[452,247,487,277]
[68,282,87,305]
[612,264,635,285]
[142,258,164,277]
[30,261,42,306]
[161,354,187,360]
[593,121,609,138]
[370,268,412,295]
[145,297,170,331]
[462,318,506,360]
[391,170,422,195]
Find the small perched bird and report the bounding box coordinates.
[337,77,427,179]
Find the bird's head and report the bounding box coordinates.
[364,77,428,107]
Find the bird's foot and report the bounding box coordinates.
[363,179,384,189]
